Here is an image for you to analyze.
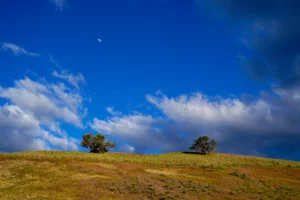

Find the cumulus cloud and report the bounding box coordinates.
[49,0,68,12]
[0,73,87,152]
[52,70,86,89]
[0,77,84,128]
[203,0,300,88]
[0,104,49,152]
[91,114,158,137]
[1,43,39,57]
[91,89,300,160]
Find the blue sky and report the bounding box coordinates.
[1,0,300,161]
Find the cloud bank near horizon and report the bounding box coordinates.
[91,87,300,160]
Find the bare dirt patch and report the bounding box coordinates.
[145,168,177,176]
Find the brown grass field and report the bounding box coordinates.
[0,151,300,200]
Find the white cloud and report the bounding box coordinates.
[15,77,47,93]
[50,82,84,115]
[49,0,67,11]
[52,70,86,89]
[98,38,102,43]
[146,93,249,124]
[0,78,83,128]
[145,93,283,133]
[1,43,39,57]
[0,73,87,152]
[91,114,157,136]
[43,132,79,151]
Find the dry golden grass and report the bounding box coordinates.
[0,151,299,200]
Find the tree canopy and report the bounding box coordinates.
[190,136,217,154]
[81,133,116,153]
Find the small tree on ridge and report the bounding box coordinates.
[81,133,116,153]
[190,136,217,154]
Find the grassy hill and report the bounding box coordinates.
[0,151,300,200]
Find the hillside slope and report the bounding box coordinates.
[0,151,300,200]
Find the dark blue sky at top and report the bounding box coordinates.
[0,0,267,116]
[1,0,300,160]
